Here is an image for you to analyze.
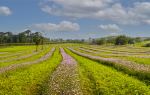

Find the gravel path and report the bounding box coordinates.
[0,48,55,74]
[69,48,150,72]
[46,48,82,95]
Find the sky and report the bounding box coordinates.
[0,0,150,39]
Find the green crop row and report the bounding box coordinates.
[65,48,150,95]
[77,46,150,65]
[0,45,51,68]
[0,48,62,95]
[69,47,150,85]
[83,45,150,55]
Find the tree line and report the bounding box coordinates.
[89,35,150,46]
[1,30,150,47]
[0,30,49,45]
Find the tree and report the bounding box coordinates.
[41,36,44,50]
[33,32,42,51]
[96,38,106,45]
[106,36,116,44]
[24,30,31,43]
[135,37,142,43]
[0,31,49,46]
[18,32,26,43]
[115,35,128,45]
[128,38,135,44]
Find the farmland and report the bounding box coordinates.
[1,0,150,94]
[0,43,150,95]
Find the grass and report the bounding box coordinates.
[0,45,35,54]
[65,48,150,95]
[0,43,150,95]
[70,47,150,85]
[0,45,51,68]
[0,48,62,95]
[78,46,150,65]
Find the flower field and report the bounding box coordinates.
[0,44,150,95]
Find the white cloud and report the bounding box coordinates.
[143,20,150,24]
[0,6,12,16]
[30,21,80,32]
[41,0,150,25]
[98,24,121,32]
[40,0,114,18]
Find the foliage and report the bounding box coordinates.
[115,35,129,45]
[0,30,49,45]
[144,43,150,47]
[95,38,106,45]
[128,38,135,44]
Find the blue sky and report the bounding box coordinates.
[0,0,150,39]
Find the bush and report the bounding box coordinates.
[96,38,106,45]
[128,38,135,44]
[115,35,128,45]
[144,43,150,47]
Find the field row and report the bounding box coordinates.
[78,46,150,65]
[0,44,149,95]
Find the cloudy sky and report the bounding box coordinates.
[0,0,150,39]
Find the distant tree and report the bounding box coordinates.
[106,36,116,44]
[81,39,85,43]
[33,32,42,51]
[91,39,96,44]
[41,36,44,50]
[128,38,135,44]
[135,37,142,43]
[115,35,128,45]
[18,32,26,43]
[12,35,19,43]
[24,30,31,43]
[144,38,150,41]
[96,38,106,45]
[0,31,49,46]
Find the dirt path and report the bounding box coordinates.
[46,48,82,95]
[0,48,55,74]
[69,48,150,72]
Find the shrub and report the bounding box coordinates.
[96,38,106,45]
[144,43,150,47]
[115,35,128,45]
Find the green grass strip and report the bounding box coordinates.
[66,48,150,95]
[72,47,150,85]
[0,46,50,68]
[0,48,62,95]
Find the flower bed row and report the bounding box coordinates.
[68,47,150,85]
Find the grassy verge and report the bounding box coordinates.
[0,48,62,95]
